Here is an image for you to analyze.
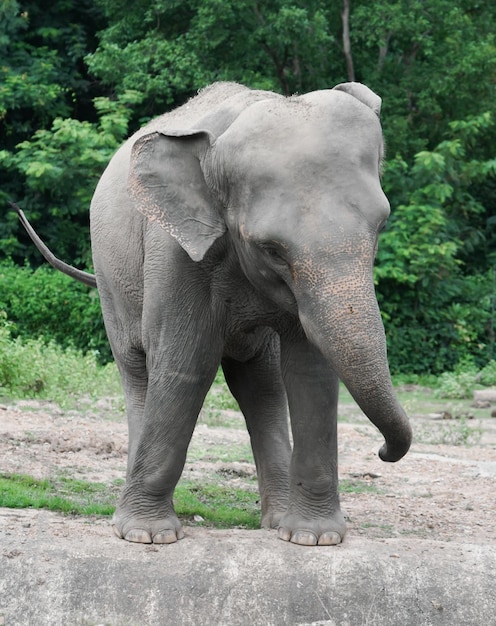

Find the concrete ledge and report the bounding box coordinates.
[1,509,494,626]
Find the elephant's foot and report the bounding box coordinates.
[277,510,347,546]
[261,507,287,530]
[259,484,290,529]
[112,509,184,544]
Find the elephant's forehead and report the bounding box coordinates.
[219,97,383,177]
[223,92,381,149]
[223,126,382,197]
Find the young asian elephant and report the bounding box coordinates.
[16,81,412,546]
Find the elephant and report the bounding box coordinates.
[14,81,412,547]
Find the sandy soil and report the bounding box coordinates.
[1,391,495,546]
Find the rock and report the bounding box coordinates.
[473,389,496,403]
[454,412,474,420]
[0,510,495,626]
[428,412,453,420]
[472,400,491,409]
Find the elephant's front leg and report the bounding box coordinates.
[278,337,346,546]
[221,330,291,529]
[113,310,223,544]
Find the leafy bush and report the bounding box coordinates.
[382,271,493,376]
[0,312,119,406]
[436,370,478,399]
[1,90,142,265]
[0,260,111,362]
[377,113,496,375]
[435,359,496,399]
[480,360,496,386]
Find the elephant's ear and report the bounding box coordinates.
[128,129,225,262]
[333,82,382,117]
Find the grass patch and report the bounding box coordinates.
[186,442,254,464]
[202,368,240,416]
[0,473,260,529]
[0,314,122,409]
[0,473,383,530]
[415,417,483,446]
[0,473,118,515]
[340,479,381,494]
[360,522,394,532]
[198,409,243,428]
[175,482,259,529]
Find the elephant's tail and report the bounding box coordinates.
[10,202,97,289]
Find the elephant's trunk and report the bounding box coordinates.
[295,250,412,463]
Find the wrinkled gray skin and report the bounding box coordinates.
[90,82,411,546]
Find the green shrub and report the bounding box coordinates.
[436,370,478,399]
[0,313,120,406]
[435,358,496,399]
[415,416,483,446]
[380,271,494,375]
[0,260,111,362]
[480,360,496,386]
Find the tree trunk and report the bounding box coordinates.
[378,32,392,73]
[341,0,355,82]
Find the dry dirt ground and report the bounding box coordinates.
[1,389,495,546]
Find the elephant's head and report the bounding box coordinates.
[128,82,412,463]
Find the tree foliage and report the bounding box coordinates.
[0,0,103,147]
[376,113,496,372]
[0,0,106,264]
[0,261,110,361]
[1,0,495,373]
[87,0,338,112]
[351,0,496,156]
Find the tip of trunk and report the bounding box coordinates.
[378,422,413,462]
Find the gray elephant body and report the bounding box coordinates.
[89,82,411,546]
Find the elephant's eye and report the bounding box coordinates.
[258,242,288,266]
[263,244,280,257]
[378,219,388,233]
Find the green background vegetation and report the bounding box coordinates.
[1,0,495,375]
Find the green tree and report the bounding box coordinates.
[86,0,496,160]
[351,0,496,158]
[0,0,104,149]
[376,113,496,373]
[1,91,141,265]
[0,0,107,263]
[87,0,338,118]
